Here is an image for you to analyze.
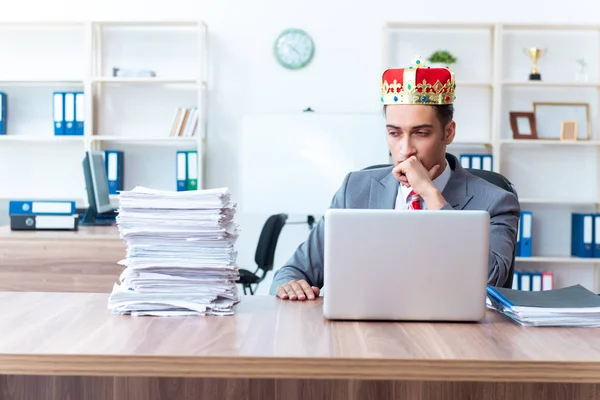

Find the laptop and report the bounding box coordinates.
[323,208,490,322]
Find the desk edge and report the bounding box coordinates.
[1,354,600,383]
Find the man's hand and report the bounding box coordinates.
[276,279,320,300]
[393,156,439,192]
[393,156,446,210]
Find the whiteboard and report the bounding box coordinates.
[239,113,391,215]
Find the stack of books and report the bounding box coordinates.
[107,186,240,316]
[169,106,198,137]
[487,284,600,327]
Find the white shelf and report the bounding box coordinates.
[501,23,600,31]
[0,19,208,207]
[459,82,492,88]
[451,140,493,146]
[516,257,600,264]
[518,198,599,205]
[91,136,198,143]
[92,20,202,27]
[92,77,200,84]
[384,22,494,30]
[0,135,84,142]
[502,81,600,87]
[0,78,84,86]
[500,139,600,146]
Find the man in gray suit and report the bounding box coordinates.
[269,59,520,300]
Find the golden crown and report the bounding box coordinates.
[380,56,456,105]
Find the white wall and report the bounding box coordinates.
[1,0,600,294]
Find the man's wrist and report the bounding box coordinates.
[421,186,446,210]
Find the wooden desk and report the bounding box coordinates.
[0,226,124,292]
[1,293,600,400]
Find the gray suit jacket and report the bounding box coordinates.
[269,153,521,293]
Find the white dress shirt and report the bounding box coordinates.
[394,160,452,210]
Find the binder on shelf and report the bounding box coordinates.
[513,270,553,291]
[572,213,594,258]
[512,271,520,290]
[10,214,78,231]
[176,150,187,191]
[53,91,65,135]
[75,92,84,135]
[481,154,493,171]
[459,154,470,168]
[594,214,600,258]
[519,272,531,291]
[104,150,124,195]
[458,154,493,171]
[519,211,532,257]
[0,91,6,135]
[9,200,76,216]
[515,215,521,257]
[187,150,198,190]
[470,155,482,170]
[64,92,75,135]
[542,272,554,290]
[531,272,542,291]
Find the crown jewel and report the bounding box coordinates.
[380,55,456,105]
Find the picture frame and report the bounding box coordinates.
[509,111,537,139]
[533,102,590,140]
[560,120,578,141]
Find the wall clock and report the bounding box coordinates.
[274,28,315,70]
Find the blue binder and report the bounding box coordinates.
[531,272,542,291]
[481,154,493,171]
[594,215,600,258]
[470,155,482,169]
[459,154,493,171]
[519,211,532,257]
[176,150,188,191]
[0,92,6,135]
[53,92,65,135]
[572,213,594,258]
[512,271,520,290]
[104,150,124,195]
[64,92,75,135]
[9,200,76,216]
[459,154,470,168]
[515,215,521,257]
[519,272,531,291]
[75,92,84,135]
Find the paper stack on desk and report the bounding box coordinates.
[107,186,240,316]
[487,284,600,327]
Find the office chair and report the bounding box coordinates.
[361,163,519,289]
[237,213,288,295]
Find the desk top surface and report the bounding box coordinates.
[2,292,600,381]
[0,225,119,240]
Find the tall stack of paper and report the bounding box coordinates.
[487,284,600,327]
[107,186,240,316]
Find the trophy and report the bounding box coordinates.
[524,47,546,80]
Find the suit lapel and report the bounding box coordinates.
[368,171,398,209]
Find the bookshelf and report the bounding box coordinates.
[382,22,600,292]
[0,20,208,205]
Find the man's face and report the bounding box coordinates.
[385,104,455,170]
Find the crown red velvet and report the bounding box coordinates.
[380,56,456,105]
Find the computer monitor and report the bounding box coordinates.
[81,150,116,226]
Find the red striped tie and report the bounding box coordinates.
[408,190,422,210]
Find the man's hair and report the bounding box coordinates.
[383,104,454,128]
